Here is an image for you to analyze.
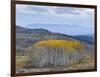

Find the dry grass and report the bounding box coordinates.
[16,55,30,68]
[16,54,95,73]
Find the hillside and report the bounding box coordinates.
[16,25,95,73]
[16,25,51,35]
[25,23,93,36]
[16,25,93,48]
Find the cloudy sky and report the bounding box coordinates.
[16,4,94,35]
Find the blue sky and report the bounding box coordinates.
[16,4,94,35]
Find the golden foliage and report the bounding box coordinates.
[34,40,86,52]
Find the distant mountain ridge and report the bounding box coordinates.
[16,25,51,35]
[25,23,93,35]
[16,25,94,44]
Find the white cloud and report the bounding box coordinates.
[16,4,94,18]
[16,4,94,28]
